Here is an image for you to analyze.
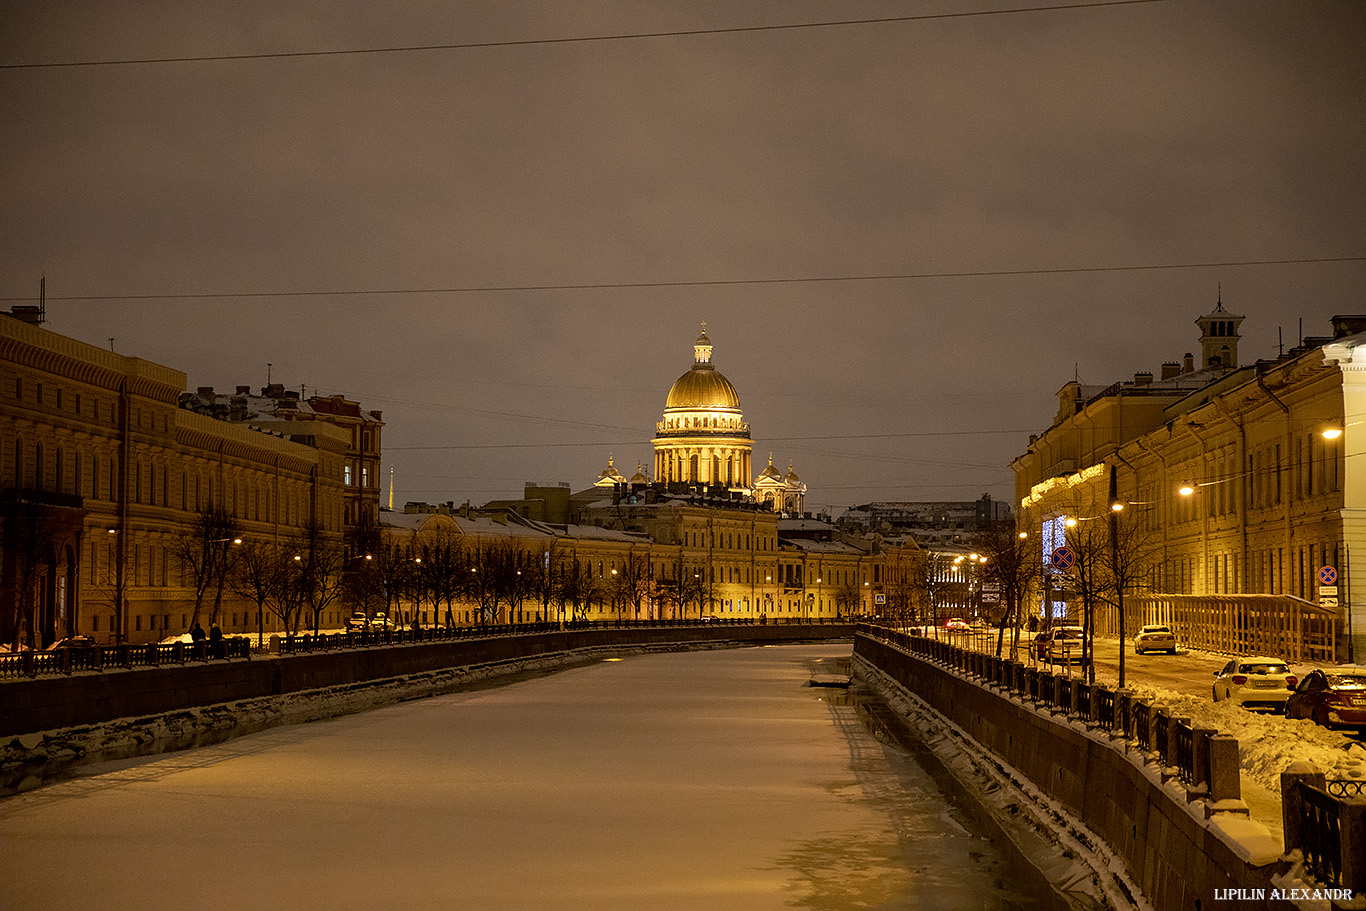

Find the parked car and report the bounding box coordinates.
[944,618,970,632]
[345,612,370,631]
[46,635,97,650]
[1133,624,1177,655]
[1211,657,1297,709]
[1032,626,1084,663]
[1285,667,1366,731]
[370,613,390,630]
[1045,626,1086,664]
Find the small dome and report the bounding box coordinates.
[784,461,801,482]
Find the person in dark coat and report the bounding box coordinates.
[190,621,206,643]
[208,622,223,658]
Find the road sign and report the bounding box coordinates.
[1320,595,1339,607]
[1050,546,1076,571]
[1319,585,1338,597]
[981,592,1000,603]
[981,583,1000,593]
[1319,565,1338,586]
[874,593,886,605]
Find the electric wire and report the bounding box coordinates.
[2,256,1361,304]
[0,1,1166,71]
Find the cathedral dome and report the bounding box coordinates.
[663,328,742,412]
[665,366,741,411]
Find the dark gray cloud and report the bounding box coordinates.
[2,1,1363,512]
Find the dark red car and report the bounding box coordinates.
[1285,667,1366,731]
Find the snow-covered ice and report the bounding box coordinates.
[0,643,1059,911]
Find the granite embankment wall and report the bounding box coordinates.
[2,624,850,738]
[855,632,1281,911]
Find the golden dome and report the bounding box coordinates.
[665,366,741,411]
[664,327,742,411]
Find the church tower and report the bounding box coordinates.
[1195,289,1244,370]
[652,325,753,493]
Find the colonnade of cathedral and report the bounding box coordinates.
[653,445,753,488]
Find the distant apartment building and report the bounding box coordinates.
[837,494,1012,547]
[179,384,383,529]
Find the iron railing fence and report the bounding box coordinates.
[854,622,1365,895]
[1,616,851,678]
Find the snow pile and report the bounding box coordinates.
[1120,683,1366,799]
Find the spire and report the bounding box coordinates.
[387,467,394,511]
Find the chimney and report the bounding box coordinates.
[1134,372,1153,386]
[197,386,214,396]
[1161,362,1181,380]
[1330,315,1366,339]
[8,306,45,326]
[236,385,251,395]
[1183,353,1194,374]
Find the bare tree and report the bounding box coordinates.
[1064,518,1108,681]
[291,519,345,636]
[2,498,60,649]
[1103,496,1159,689]
[555,555,599,623]
[971,519,1042,658]
[614,550,652,620]
[833,578,861,619]
[175,504,242,628]
[344,521,386,623]
[231,540,288,648]
[417,525,465,627]
[467,536,518,625]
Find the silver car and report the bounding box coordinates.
[1211,657,1298,709]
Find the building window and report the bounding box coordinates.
[344,465,353,486]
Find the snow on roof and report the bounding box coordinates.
[557,524,652,544]
[780,538,863,555]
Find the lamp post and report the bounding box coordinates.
[1109,465,1127,689]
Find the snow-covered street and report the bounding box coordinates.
[0,643,1050,911]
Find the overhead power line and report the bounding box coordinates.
[2,256,1359,304]
[1,1,1164,70]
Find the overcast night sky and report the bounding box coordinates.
[2,1,1363,516]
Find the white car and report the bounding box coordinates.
[1212,657,1298,709]
[1133,624,1177,655]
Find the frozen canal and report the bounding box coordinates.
[0,643,1053,910]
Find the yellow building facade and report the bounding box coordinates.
[0,310,354,646]
[1012,306,1364,661]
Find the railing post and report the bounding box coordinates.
[1191,726,1215,794]
[1282,762,1326,854]
[1205,734,1242,806]
[1343,796,1366,893]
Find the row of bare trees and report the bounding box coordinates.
[967,508,1155,684]
[869,511,1155,686]
[169,505,348,644]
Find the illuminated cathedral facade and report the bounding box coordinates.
[598,325,805,514]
